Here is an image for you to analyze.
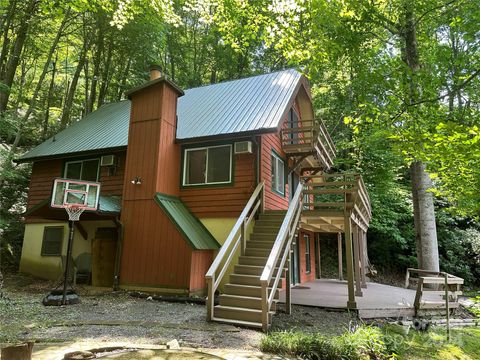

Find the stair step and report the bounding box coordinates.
[234,264,284,276]
[209,317,263,329]
[253,226,280,234]
[214,305,274,324]
[250,233,278,241]
[239,255,285,266]
[219,294,277,311]
[254,220,284,227]
[224,283,280,298]
[230,273,280,287]
[245,248,272,257]
[246,240,276,249]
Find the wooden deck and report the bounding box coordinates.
[278,279,446,319]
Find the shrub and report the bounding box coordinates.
[261,327,398,360]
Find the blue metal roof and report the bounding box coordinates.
[17,69,304,161]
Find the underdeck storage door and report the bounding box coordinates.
[92,227,117,287]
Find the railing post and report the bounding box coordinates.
[206,276,214,321]
[261,281,269,332]
[241,219,247,255]
[286,250,291,315]
[445,273,450,341]
[260,183,265,214]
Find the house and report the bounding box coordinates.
[17,68,371,330]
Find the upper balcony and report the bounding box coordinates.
[281,119,336,170]
[300,173,372,233]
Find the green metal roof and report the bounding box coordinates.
[24,195,122,216]
[17,69,305,162]
[154,193,220,250]
[17,101,131,162]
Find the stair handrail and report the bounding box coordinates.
[259,182,304,331]
[205,181,265,321]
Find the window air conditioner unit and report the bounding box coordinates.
[100,154,116,167]
[234,141,253,154]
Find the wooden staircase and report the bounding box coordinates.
[213,211,286,328]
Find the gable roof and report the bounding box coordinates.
[17,69,304,162]
[154,193,220,250]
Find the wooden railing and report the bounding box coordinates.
[281,119,336,169]
[259,182,304,331]
[205,181,265,321]
[301,173,371,230]
[406,268,464,338]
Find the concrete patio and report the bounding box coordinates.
[279,279,446,318]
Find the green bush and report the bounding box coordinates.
[261,327,398,360]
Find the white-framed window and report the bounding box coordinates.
[64,159,100,181]
[304,233,311,274]
[183,144,233,186]
[271,151,285,196]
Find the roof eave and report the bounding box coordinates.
[176,127,279,144]
[14,146,127,163]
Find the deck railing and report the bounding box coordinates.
[281,119,336,170]
[301,173,371,230]
[259,182,304,331]
[205,181,265,321]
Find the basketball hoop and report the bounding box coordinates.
[65,204,86,222]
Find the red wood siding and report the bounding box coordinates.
[189,250,213,293]
[299,230,316,283]
[120,81,195,292]
[260,133,289,210]
[100,151,126,196]
[27,159,63,208]
[120,199,192,289]
[180,153,255,218]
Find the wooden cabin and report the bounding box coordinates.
[17,68,371,330]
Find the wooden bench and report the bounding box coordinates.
[405,268,464,317]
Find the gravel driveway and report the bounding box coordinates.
[0,274,353,350]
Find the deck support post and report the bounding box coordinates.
[337,232,343,281]
[286,250,291,315]
[344,215,357,309]
[317,234,321,279]
[360,231,367,288]
[353,224,363,297]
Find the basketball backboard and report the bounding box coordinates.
[51,178,101,211]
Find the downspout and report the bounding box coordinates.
[113,216,124,291]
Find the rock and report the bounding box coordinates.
[63,350,95,359]
[147,296,153,301]
[166,339,180,349]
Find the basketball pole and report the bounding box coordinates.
[62,220,75,305]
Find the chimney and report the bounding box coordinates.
[149,64,163,81]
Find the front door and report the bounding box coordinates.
[92,227,117,287]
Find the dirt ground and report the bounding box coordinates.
[0,274,354,351]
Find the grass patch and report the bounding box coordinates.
[261,326,398,359]
[262,326,480,359]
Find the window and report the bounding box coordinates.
[183,145,232,186]
[271,151,285,195]
[304,234,311,274]
[64,159,100,181]
[288,108,299,144]
[41,226,64,256]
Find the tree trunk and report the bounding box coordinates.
[60,38,89,128]
[8,10,69,156]
[0,0,18,77]
[411,161,439,271]
[116,57,131,101]
[97,39,113,108]
[87,16,105,114]
[42,57,57,140]
[402,4,439,271]
[0,0,38,113]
